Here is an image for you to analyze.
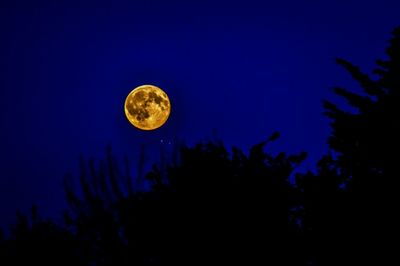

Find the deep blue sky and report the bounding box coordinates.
[1,0,399,227]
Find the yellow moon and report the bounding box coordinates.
[124,85,171,130]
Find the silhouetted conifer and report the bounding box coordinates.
[298,26,400,265]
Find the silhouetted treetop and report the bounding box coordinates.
[323,26,400,181]
[59,133,309,265]
[312,26,400,265]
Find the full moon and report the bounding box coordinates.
[124,85,171,130]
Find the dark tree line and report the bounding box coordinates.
[1,27,399,265]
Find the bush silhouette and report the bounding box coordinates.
[63,134,308,265]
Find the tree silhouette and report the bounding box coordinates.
[298,27,400,265]
[324,28,400,188]
[62,134,308,265]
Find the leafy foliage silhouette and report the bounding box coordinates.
[62,133,308,265]
[297,26,400,265]
[1,27,399,265]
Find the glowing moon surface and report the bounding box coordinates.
[124,85,171,130]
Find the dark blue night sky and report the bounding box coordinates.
[1,0,399,226]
